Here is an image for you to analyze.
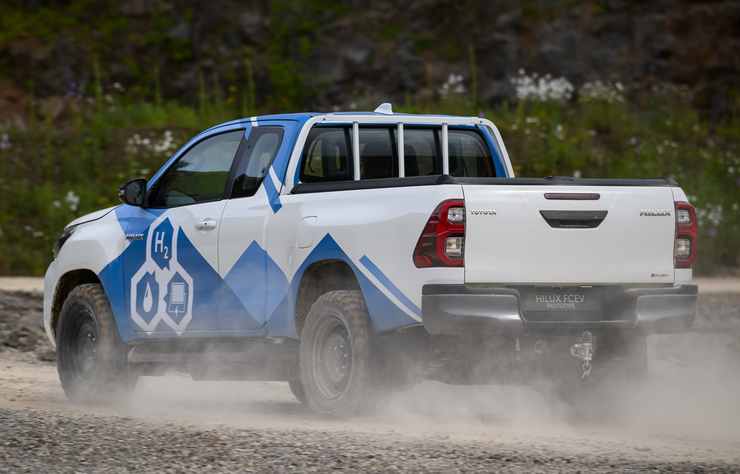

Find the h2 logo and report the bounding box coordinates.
[131,215,193,334]
[151,219,173,270]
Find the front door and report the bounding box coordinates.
[123,128,244,336]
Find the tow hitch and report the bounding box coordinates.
[570,331,594,379]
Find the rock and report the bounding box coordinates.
[238,11,266,39]
[0,291,49,356]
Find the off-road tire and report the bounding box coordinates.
[288,379,307,405]
[56,283,136,403]
[299,290,376,416]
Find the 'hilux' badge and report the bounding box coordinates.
[640,209,672,217]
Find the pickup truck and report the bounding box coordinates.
[44,104,698,414]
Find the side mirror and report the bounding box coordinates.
[118,178,147,207]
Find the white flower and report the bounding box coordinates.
[510,70,573,102]
[573,170,582,178]
[65,191,80,212]
[579,80,625,104]
[697,205,723,227]
[153,130,175,154]
[439,73,466,97]
[554,124,564,140]
[52,200,61,208]
[127,131,178,156]
[0,133,10,150]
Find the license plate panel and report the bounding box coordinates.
[523,287,602,313]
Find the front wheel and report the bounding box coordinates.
[56,283,136,403]
[298,290,377,416]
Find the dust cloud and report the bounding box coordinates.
[116,330,740,449]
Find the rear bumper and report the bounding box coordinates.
[421,283,697,336]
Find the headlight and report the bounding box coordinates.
[52,225,77,259]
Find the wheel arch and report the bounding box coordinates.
[51,268,101,339]
[294,259,361,336]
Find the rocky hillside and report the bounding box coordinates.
[1,1,739,276]
[1,0,739,123]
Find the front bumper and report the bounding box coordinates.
[422,283,697,336]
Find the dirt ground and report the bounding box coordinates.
[1,288,740,472]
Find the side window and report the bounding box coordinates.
[149,130,243,208]
[403,128,440,177]
[230,127,284,198]
[448,130,494,177]
[300,127,352,182]
[359,128,397,179]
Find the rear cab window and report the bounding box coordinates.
[298,125,496,184]
[301,127,352,182]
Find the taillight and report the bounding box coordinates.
[674,201,697,268]
[413,199,465,267]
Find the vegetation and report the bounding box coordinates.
[0,83,738,276]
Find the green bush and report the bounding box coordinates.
[0,91,738,275]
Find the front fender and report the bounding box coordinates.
[44,211,130,345]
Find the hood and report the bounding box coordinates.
[66,206,118,229]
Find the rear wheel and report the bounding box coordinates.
[56,283,136,403]
[299,290,376,416]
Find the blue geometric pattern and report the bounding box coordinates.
[101,207,420,342]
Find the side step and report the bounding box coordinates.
[127,338,299,381]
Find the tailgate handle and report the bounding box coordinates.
[540,210,607,229]
[544,192,600,200]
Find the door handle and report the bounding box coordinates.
[195,218,217,231]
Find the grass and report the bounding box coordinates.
[0,91,738,275]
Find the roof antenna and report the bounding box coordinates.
[374,102,393,114]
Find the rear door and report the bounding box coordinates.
[218,124,288,331]
[463,184,677,284]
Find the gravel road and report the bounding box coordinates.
[1,290,740,472]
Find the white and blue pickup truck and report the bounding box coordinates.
[44,104,698,414]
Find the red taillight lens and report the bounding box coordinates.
[413,199,465,267]
[674,201,697,268]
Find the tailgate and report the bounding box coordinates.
[463,185,676,284]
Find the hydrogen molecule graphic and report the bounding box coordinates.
[130,216,194,334]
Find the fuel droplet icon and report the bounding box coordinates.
[143,280,153,313]
[135,271,159,324]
